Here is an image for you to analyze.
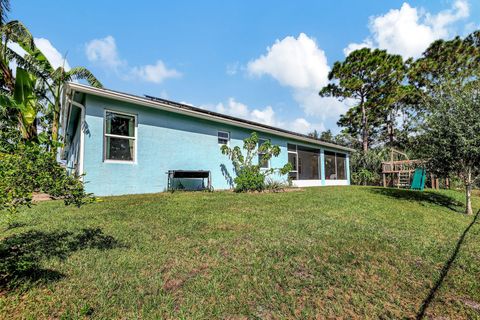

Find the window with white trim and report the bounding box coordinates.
[218,131,230,145]
[104,111,136,162]
[258,138,270,169]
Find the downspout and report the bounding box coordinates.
[66,96,86,180]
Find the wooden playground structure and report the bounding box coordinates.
[381,149,446,189]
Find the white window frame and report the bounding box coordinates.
[258,138,270,169]
[287,143,298,180]
[103,109,137,164]
[217,130,230,146]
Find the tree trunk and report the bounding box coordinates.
[51,82,63,150]
[361,97,368,153]
[465,169,473,215]
[388,111,394,147]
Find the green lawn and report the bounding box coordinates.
[0,187,479,319]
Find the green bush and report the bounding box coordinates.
[234,166,266,192]
[221,132,292,192]
[351,168,380,186]
[350,149,386,186]
[0,144,94,213]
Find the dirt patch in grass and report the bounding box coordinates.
[31,193,52,202]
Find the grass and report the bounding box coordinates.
[0,186,479,319]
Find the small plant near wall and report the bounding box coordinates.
[221,132,292,192]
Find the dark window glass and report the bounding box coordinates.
[258,154,269,168]
[325,151,336,180]
[105,111,135,161]
[105,137,134,161]
[258,138,269,168]
[288,153,297,170]
[288,171,298,180]
[106,112,134,137]
[218,131,229,145]
[287,143,296,152]
[298,149,319,180]
[337,153,347,180]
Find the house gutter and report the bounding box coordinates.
[65,82,355,153]
[66,96,86,179]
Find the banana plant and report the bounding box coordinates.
[15,42,103,143]
[13,67,38,140]
[0,16,102,145]
[0,67,40,142]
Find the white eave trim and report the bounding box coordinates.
[65,82,355,153]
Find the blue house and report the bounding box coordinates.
[61,83,354,196]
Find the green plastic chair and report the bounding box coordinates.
[410,168,426,191]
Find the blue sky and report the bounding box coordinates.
[11,1,480,134]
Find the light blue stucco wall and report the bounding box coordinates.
[79,94,350,196]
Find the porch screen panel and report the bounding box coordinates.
[297,146,320,180]
[325,151,336,180]
[336,153,347,180]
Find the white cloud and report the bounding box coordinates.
[204,97,323,134]
[8,38,70,72]
[216,98,249,118]
[85,35,180,83]
[343,40,373,56]
[213,98,280,126]
[247,33,352,129]
[85,35,124,69]
[248,33,329,89]
[298,90,356,121]
[290,118,325,134]
[345,0,470,58]
[131,60,181,84]
[250,106,277,126]
[34,38,71,70]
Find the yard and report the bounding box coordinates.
[0,186,479,319]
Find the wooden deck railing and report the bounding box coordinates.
[381,160,423,173]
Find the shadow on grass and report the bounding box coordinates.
[416,209,480,319]
[0,228,124,291]
[369,187,464,213]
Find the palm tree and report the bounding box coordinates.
[0,3,102,144]
[20,45,102,143]
[45,66,102,143]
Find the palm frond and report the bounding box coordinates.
[5,47,49,80]
[66,67,103,88]
[2,20,35,53]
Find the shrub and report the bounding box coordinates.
[234,166,266,192]
[264,177,290,192]
[221,132,292,192]
[0,144,94,213]
[350,149,386,186]
[351,168,380,186]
